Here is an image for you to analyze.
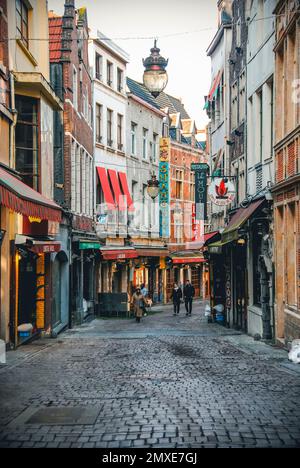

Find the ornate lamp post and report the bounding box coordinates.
[143,40,169,98]
[147,174,159,200]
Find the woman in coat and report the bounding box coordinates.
[170,283,183,316]
[131,288,147,323]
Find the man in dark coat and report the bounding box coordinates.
[170,283,183,316]
[184,280,195,316]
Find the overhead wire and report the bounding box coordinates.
[0,10,298,43]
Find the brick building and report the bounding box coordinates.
[49,1,98,326]
[272,0,300,344]
[153,92,206,300]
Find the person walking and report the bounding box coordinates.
[131,288,147,323]
[140,284,148,316]
[184,280,195,316]
[170,283,183,316]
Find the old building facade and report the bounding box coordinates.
[0,0,63,348]
[126,78,167,303]
[272,0,300,345]
[49,1,96,327]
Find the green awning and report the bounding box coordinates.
[221,199,265,245]
[79,241,101,250]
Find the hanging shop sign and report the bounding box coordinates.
[36,255,45,330]
[192,163,209,221]
[159,138,171,238]
[208,178,236,207]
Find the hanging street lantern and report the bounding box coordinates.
[147,174,159,200]
[143,40,169,98]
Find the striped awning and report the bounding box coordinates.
[0,167,61,223]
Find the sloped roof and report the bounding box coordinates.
[154,92,190,119]
[49,16,62,63]
[126,78,160,110]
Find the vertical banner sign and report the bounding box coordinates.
[159,138,171,238]
[192,163,209,220]
[191,163,209,244]
[36,255,45,330]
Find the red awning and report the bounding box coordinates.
[30,242,61,254]
[108,170,126,211]
[172,257,205,264]
[100,248,138,261]
[15,235,61,254]
[0,167,61,222]
[204,231,220,244]
[208,70,222,102]
[119,172,134,212]
[96,167,116,210]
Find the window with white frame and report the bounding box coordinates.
[107,109,113,147]
[153,133,158,162]
[95,53,102,80]
[236,18,241,47]
[117,68,123,93]
[231,82,238,130]
[117,114,123,151]
[143,184,149,228]
[239,72,246,124]
[131,122,137,155]
[96,103,102,143]
[190,172,195,201]
[143,128,148,159]
[107,61,113,87]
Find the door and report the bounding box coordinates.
[52,257,62,328]
[18,255,37,326]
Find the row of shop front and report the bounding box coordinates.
[204,196,274,340]
[0,164,208,348]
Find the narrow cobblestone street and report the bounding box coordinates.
[0,302,300,448]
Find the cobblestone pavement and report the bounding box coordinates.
[0,301,300,448]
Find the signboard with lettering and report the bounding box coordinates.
[192,163,209,221]
[159,138,171,238]
[36,255,45,330]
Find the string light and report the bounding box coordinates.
[0,10,298,43]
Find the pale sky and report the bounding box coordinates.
[48,0,217,129]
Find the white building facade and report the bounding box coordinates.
[89,33,134,301]
[206,6,233,232]
[246,0,276,337]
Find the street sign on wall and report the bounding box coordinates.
[159,138,171,238]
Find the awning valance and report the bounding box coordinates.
[135,248,169,258]
[15,235,61,254]
[100,248,138,261]
[207,70,223,102]
[0,167,61,223]
[171,251,205,264]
